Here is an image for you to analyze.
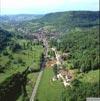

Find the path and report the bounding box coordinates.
[30,30,48,101]
[17,28,49,99]
[30,70,43,101]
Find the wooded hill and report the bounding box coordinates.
[50,26,99,72]
[37,11,99,31]
[0,14,43,22]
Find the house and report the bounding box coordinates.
[57,73,64,80]
[53,69,72,87]
[63,80,70,87]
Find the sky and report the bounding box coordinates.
[0,0,99,15]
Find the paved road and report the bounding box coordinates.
[30,70,43,101]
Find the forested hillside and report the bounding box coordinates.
[0,28,12,51]
[13,11,98,36]
[37,11,99,32]
[50,26,99,72]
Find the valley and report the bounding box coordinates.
[0,11,99,101]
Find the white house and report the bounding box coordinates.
[53,69,72,87]
[63,80,70,87]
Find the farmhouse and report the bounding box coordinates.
[52,69,73,87]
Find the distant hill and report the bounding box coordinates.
[0,14,43,22]
[38,11,99,31]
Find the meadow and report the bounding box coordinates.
[35,68,99,101]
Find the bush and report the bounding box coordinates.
[12,43,22,52]
[0,65,5,73]
[3,50,9,56]
[8,54,14,60]
[53,64,58,76]
[13,60,18,64]
[21,62,26,66]
[5,60,12,68]
[17,58,23,64]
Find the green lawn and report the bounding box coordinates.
[35,68,65,101]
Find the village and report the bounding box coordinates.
[46,47,74,87]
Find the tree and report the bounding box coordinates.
[12,43,22,52]
[53,64,58,76]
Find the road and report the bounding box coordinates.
[30,31,48,101]
[30,70,43,101]
[17,28,49,101]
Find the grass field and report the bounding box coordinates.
[35,68,99,101]
[0,39,44,101]
[35,68,65,101]
[0,39,43,83]
[79,69,99,83]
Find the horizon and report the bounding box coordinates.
[0,0,99,15]
[0,10,99,16]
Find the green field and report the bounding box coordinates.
[35,68,65,101]
[0,39,43,83]
[35,68,99,101]
[79,69,99,83]
[0,38,44,101]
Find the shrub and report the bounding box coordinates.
[3,50,9,56]
[8,54,14,60]
[17,58,23,64]
[12,43,22,52]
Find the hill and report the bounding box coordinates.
[1,11,98,34]
[50,26,99,72]
[37,11,99,32]
[0,14,43,22]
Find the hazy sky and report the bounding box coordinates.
[0,0,99,15]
